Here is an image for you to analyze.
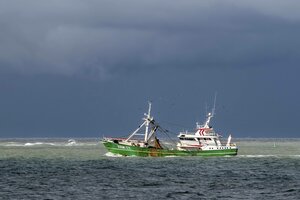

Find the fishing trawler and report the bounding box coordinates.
[102,102,237,157]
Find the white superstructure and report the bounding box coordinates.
[177,109,236,151]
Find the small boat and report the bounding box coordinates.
[102,102,238,157]
[66,139,76,146]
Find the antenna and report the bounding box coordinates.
[212,92,217,117]
[204,93,217,128]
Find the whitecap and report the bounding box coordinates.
[238,154,300,158]
[105,152,123,157]
[2,142,24,147]
[238,155,278,158]
[24,142,55,146]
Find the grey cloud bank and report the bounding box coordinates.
[0,0,299,137]
[1,0,300,77]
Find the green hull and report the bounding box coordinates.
[103,141,238,157]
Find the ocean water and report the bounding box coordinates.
[0,138,299,199]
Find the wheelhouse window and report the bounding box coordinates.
[179,137,196,141]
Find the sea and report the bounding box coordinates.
[0,138,299,200]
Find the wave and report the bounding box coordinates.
[238,155,300,158]
[0,140,99,147]
[238,155,276,157]
[2,142,26,147]
[104,152,123,157]
[104,152,139,158]
[24,142,56,146]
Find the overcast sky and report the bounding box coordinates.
[0,0,300,138]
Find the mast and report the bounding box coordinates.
[125,102,155,143]
[144,101,152,142]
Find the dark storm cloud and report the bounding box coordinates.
[1,0,300,79]
[1,1,300,137]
